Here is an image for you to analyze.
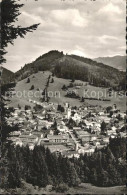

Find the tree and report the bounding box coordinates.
[1,0,40,64]
[32,146,49,187]
[101,121,106,134]
[26,78,30,83]
[55,183,69,193]
[51,78,54,83]
[30,85,34,90]
[62,84,67,90]
[1,101,20,142]
[2,144,21,188]
[109,111,113,117]
[51,120,57,130]
[81,97,84,102]
[71,78,75,83]
[18,104,21,109]
[90,168,97,184]
[25,105,31,110]
[69,82,73,88]
[61,158,80,187]
[106,106,112,113]
[68,118,76,128]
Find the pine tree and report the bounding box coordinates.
[6,144,21,188]
[101,121,106,134]
[26,78,30,83]
[51,78,54,83]
[1,0,40,64]
[30,85,34,90]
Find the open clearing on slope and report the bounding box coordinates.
[68,183,127,194]
[1,183,126,194]
[7,71,126,112]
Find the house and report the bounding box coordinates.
[37,115,44,120]
[9,131,21,137]
[76,130,91,139]
[99,111,105,116]
[110,134,116,139]
[15,139,23,147]
[85,148,95,155]
[49,130,54,135]
[103,137,110,144]
[73,127,82,132]
[57,125,67,132]
[62,151,80,159]
[120,113,126,119]
[28,144,35,150]
[37,124,45,131]
[72,113,81,122]
[27,135,39,143]
[93,141,100,146]
[90,135,98,141]
[32,132,43,138]
[40,144,68,153]
[81,136,91,145]
[119,132,126,138]
[47,135,69,143]
[78,146,95,155]
[19,134,38,144]
[112,126,117,131]
[107,130,117,136]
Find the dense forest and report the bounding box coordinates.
[1,137,126,191]
[53,56,125,90]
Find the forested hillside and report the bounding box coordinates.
[14,50,126,90]
[15,50,64,80]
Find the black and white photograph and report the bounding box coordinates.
[0,0,126,194]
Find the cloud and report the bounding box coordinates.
[51,9,88,27]
[98,35,118,44]
[98,3,122,15]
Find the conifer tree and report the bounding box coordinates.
[1,0,40,64]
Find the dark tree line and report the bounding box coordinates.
[0,137,126,190]
[53,56,125,90]
[1,144,80,189]
[54,62,111,88]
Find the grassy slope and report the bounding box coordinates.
[1,183,126,194]
[68,183,127,194]
[7,71,126,111]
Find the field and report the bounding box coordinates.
[68,183,127,194]
[6,71,126,112]
[1,182,126,194]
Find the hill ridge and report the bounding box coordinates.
[13,50,125,90]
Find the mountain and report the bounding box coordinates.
[0,66,14,84]
[94,56,126,71]
[14,50,125,90]
[15,50,64,80]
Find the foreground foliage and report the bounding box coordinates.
[0,137,126,190]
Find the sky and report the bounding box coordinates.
[4,0,126,72]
